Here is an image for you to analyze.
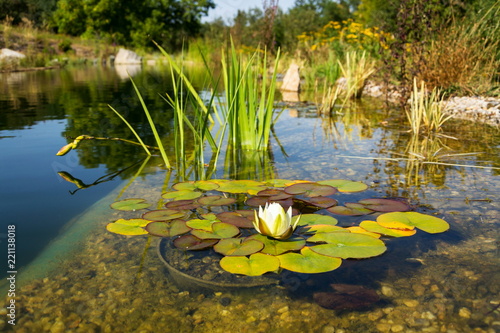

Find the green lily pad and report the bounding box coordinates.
[299,224,349,235]
[277,247,342,273]
[197,195,237,206]
[172,180,219,191]
[359,220,416,237]
[296,214,338,226]
[216,211,254,228]
[247,234,306,255]
[106,218,150,235]
[110,198,150,211]
[142,209,186,221]
[173,234,218,250]
[186,218,219,231]
[284,182,338,197]
[162,190,203,201]
[213,238,264,256]
[215,180,266,194]
[327,203,373,216]
[346,226,382,238]
[309,233,387,259]
[317,179,368,193]
[358,198,410,212]
[164,199,201,210]
[145,220,191,237]
[190,222,240,239]
[376,212,450,233]
[264,179,296,187]
[219,253,280,276]
[302,196,338,209]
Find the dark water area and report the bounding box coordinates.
[0,64,498,332]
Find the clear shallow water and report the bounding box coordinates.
[0,66,499,332]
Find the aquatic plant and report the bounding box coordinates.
[406,79,452,135]
[107,178,449,276]
[338,50,376,99]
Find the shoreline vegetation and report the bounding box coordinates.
[1,0,499,126]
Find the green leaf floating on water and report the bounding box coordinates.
[277,247,342,273]
[190,222,240,239]
[248,234,306,255]
[212,179,266,194]
[359,220,416,237]
[110,198,150,211]
[172,180,219,191]
[213,238,264,256]
[309,233,387,259]
[296,214,338,227]
[299,224,349,235]
[219,253,280,276]
[186,218,219,231]
[106,218,150,235]
[376,212,450,233]
[284,182,338,197]
[162,190,203,201]
[145,220,191,237]
[142,209,186,221]
[317,179,368,193]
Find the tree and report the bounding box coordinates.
[51,0,215,51]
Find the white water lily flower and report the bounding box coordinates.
[253,202,300,240]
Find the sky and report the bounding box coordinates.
[203,0,296,23]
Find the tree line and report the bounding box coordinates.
[0,0,492,53]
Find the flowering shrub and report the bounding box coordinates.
[297,19,392,56]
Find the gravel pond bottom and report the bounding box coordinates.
[1,164,499,333]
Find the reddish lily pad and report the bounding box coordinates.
[302,196,338,209]
[110,198,150,211]
[142,209,186,221]
[246,196,294,209]
[284,182,338,197]
[247,234,306,255]
[172,180,219,191]
[197,195,237,206]
[358,198,410,212]
[277,247,342,273]
[106,218,150,235]
[213,238,264,256]
[376,212,450,233]
[216,211,254,228]
[327,203,373,216]
[164,199,201,210]
[173,234,218,250]
[359,221,416,237]
[296,214,338,226]
[257,189,293,200]
[309,233,387,259]
[145,220,191,237]
[190,222,240,239]
[317,179,368,193]
[219,253,280,276]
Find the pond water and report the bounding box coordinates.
[0,65,499,332]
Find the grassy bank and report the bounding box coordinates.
[0,19,122,71]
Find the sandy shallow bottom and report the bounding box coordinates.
[1,168,499,333]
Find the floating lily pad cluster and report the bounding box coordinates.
[107,179,449,276]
